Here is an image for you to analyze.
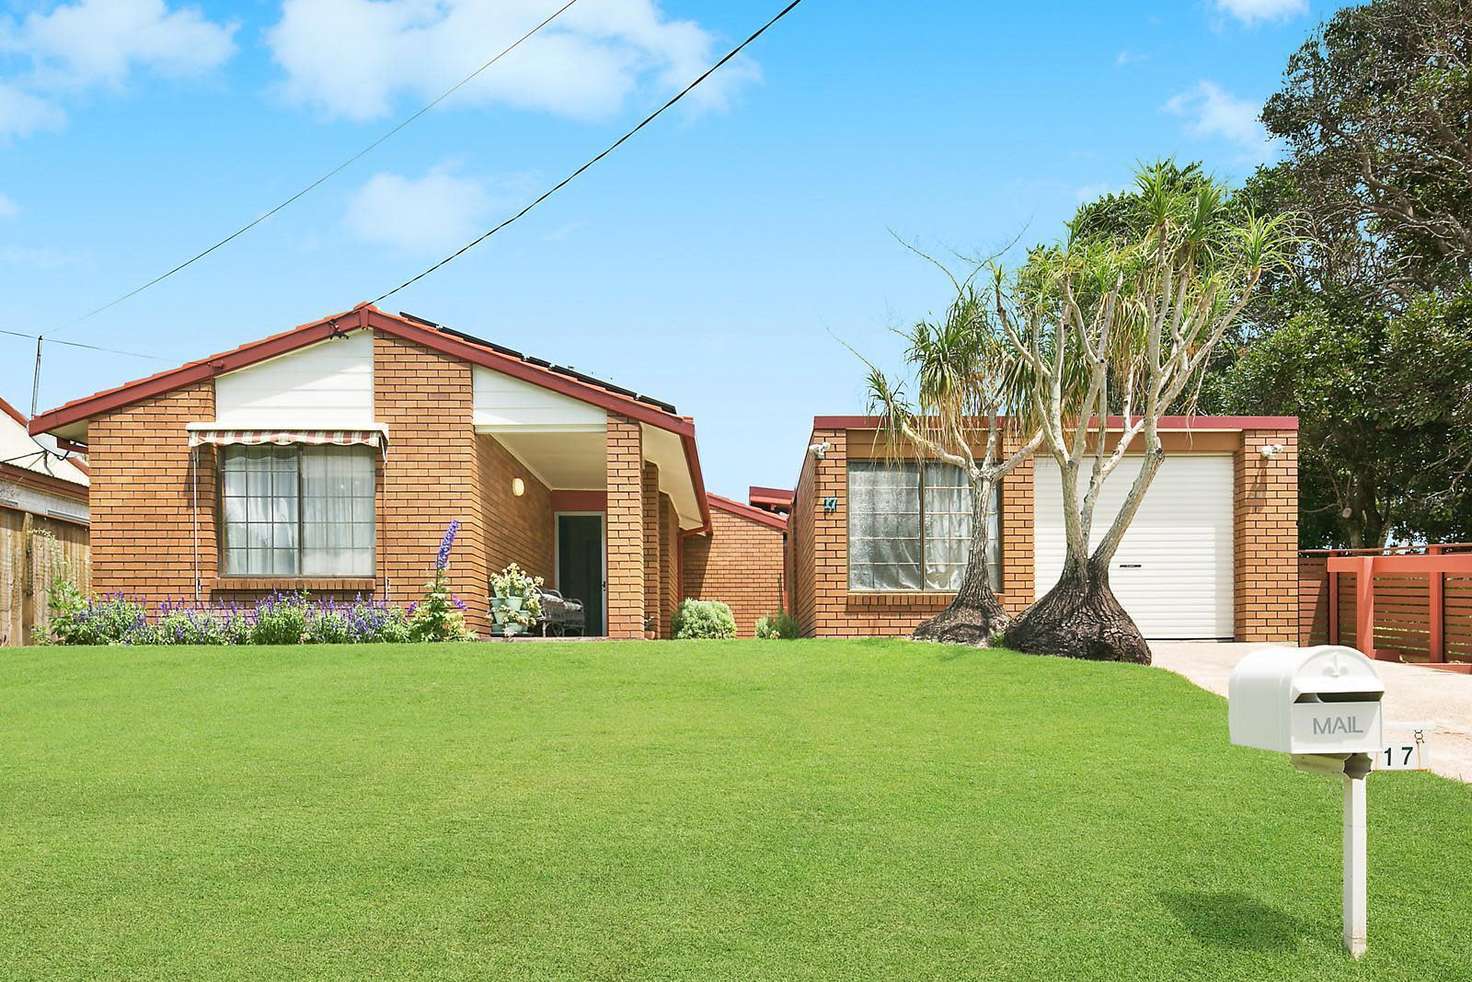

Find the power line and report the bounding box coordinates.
[53,0,581,339]
[0,327,169,361]
[364,0,806,308]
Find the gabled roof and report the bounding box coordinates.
[31,304,693,438]
[1,394,88,491]
[708,493,789,532]
[27,303,709,530]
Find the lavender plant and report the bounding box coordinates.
[410,520,475,642]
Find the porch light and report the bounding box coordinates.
[512,477,525,497]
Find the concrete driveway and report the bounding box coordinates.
[1152,641,1472,784]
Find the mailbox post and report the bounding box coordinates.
[1228,645,1385,959]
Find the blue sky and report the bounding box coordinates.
[1,0,1342,497]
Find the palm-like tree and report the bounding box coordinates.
[864,282,1041,643]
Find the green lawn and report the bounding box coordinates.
[1,640,1467,981]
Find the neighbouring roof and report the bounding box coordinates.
[748,485,793,514]
[707,493,789,532]
[0,394,88,493]
[26,303,709,528]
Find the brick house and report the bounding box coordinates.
[28,305,784,639]
[787,416,1299,642]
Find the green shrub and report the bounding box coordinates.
[672,599,737,640]
[46,591,147,646]
[251,593,310,645]
[754,610,799,639]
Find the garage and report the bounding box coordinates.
[1032,455,1234,639]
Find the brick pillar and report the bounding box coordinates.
[605,414,645,639]
[660,494,678,637]
[1235,428,1299,641]
[999,435,1035,614]
[642,462,661,638]
[374,332,488,634]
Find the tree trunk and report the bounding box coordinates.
[913,473,1009,645]
[1003,555,1151,664]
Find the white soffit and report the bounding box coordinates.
[473,366,605,431]
[642,423,701,530]
[215,330,374,428]
[492,429,608,491]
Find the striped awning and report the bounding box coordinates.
[187,428,387,449]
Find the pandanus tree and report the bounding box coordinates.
[995,163,1294,663]
[862,278,1042,644]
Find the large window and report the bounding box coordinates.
[220,445,375,577]
[848,461,1000,592]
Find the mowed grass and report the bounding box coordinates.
[1,640,1468,981]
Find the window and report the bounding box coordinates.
[220,445,375,577]
[848,460,1000,592]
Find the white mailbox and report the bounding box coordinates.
[1229,645,1384,756]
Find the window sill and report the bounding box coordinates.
[847,591,957,608]
[213,577,377,592]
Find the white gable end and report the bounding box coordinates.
[215,330,374,427]
[473,366,604,430]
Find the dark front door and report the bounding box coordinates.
[557,514,604,636]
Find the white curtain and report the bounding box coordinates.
[221,445,374,577]
[848,460,1001,592]
[848,461,922,590]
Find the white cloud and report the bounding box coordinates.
[6,0,236,87]
[1214,0,1308,24]
[1115,50,1147,67]
[267,0,760,123]
[0,192,16,218]
[0,83,65,141]
[345,165,493,253]
[1165,81,1275,163]
[0,1,235,140]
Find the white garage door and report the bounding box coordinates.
[1033,455,1234,639]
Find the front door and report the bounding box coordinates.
[556,514,604,636]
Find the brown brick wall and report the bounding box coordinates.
[659,493,679,637]
[1235,428,1299,642]
[605,414,644,639]
[87,383,216,609]
[681,506,785,638]
[477,433,554,584]
[791,428,1035,638]
[374,332,488,633]
[790,423,1299,641]
[642,462,661,638]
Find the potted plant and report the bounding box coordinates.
[491,562,544,637]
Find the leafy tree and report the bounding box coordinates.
[1263,0,1472,295]
[1194,0,1472,548]
[1214,287,1472,547]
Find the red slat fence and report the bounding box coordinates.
[1298,543,1472,673]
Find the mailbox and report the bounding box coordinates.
[1229,645,1384,756]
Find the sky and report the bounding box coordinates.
[0,0,1348,498]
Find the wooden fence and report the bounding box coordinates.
[0,508,90,647]
[1298,544,1472,669]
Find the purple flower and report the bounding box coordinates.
[436,520,461,571]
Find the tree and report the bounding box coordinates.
[1262,0,1472,295]
[1213,286,1472,547]
[995,163,1292,663]
[862,277,1041,644]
